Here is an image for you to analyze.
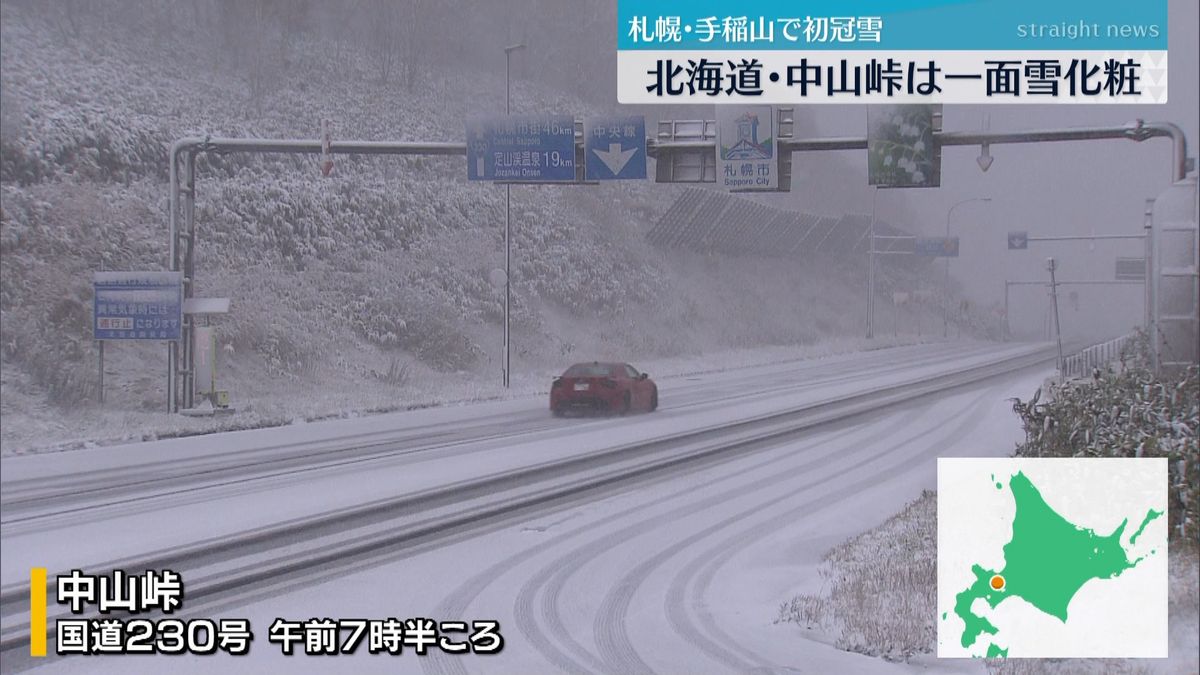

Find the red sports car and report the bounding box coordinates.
[550,362,659,416]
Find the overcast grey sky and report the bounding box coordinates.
[798,0,1198,338]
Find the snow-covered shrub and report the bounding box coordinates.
[1011,330,1199,541]
[1,1,895,420]
[0,180,164,403]
[254,327,317,379]
[777,490,937,661]
[373,357,411,387]
[348,293,480,371]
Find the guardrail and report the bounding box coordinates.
[1062,334,1135,379]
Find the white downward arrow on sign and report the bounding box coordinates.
[593,143,637,175]
[976,143,994,172]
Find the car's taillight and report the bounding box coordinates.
[600,378,617,388]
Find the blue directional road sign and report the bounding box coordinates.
[93,271,183,340]
[584,116,646,180]
[1008,231,1029,250]
[915,236,960,257]
[467,115,576,182]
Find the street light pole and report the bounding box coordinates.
[503,43,525,389]
[943,197,992,338]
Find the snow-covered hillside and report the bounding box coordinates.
[0,3,947,451]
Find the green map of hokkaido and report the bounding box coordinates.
[952,470,1162,657]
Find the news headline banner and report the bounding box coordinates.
[617,0,1168,104]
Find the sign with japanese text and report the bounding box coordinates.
[37,568,504,658]
[915,237,960,257]
[717,106,777,190]
[466,115,576,182]
[93,271,183,341]
[616,0,1168,104]
[584,116,647,180]
[868,105,940,188]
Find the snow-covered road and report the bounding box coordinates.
[1,342,1054,674]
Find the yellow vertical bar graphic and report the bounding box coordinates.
[30,567,47,657]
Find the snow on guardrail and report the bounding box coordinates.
[1061,334,1135,380]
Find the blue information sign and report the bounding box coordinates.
[1008,231,1029,250]
[584,116,646,180]
[467,115,576,182]
[93,271,183,341]
[915,237,959,257]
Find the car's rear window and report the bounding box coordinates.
[564,364,614,377]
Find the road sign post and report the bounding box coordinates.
[585,116,646,180]
[161,118,1187,410]
[717,106,778,191]
[468,113,575,388]
[868,105,942,188]
[916,237,960,257]
[94,271,183,407]
[467,115,577,183]
[94,272,183,341]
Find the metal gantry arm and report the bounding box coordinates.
[648,121,1189,181]
[166,138,469,412]
[166,120,1188,411]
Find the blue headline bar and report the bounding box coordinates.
[617,0,1168,51]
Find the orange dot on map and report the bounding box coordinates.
[990,575,1006,591]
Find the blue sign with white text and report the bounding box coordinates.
[585,116,647,180]
[467,115,576,182]
[93,271,183,340]
[915,237,959,257]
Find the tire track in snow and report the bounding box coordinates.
[586,388,995,674]
[421,395,924,675]
[5,343,979,530]
[542,410,928,674]
[418,346,1029,675]
[662,381,1008,672]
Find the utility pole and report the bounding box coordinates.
[503,43,525,388]
[1047,257,1065,372]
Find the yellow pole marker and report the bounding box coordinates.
[30,568,47,657]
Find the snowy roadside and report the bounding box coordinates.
[0,334,941,457]
[777,492,1200,674]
